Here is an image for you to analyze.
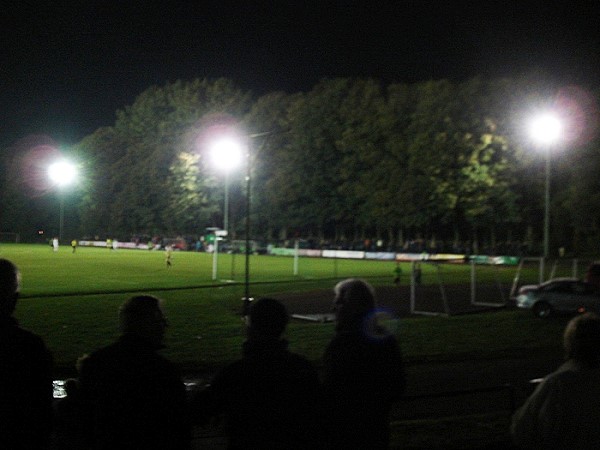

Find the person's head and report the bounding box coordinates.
[563,313,600,367]
[0,258,21,317]
[118,295,167,347]
[247,297,289,340]
[333,278,376,332]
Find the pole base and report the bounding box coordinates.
[241,297,254,318]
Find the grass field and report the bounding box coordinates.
[2,243,574,447]
[1,244,568,378]
[5,243,540,297]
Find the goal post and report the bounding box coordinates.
[409,260,452,317]
[470,260,510,308]
[547,257,593,281]
[409,258,513,316]
[509,257,595,299]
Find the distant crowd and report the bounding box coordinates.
[1,257,600,449]
[85,234,541,257]
[280,238,539,257]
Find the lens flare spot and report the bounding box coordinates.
[363,307,400,341]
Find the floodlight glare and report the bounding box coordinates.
[530,114,562,145]
[528,112,562,260]
[47,160,77,241]
[48,161,77,186]
[211,138,243,172]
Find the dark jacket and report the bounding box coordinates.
[323,328,406,449]
[192,338,322,449]
[78,333,189,450]
[0,316,54,450]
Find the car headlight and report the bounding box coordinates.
[516,295,533,308]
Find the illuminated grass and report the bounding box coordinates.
[2,244,567,378]
[3,243,533,297]
[2,244,570,448]
[6,244,401,296]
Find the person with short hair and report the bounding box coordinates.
[511,312,600,449]
[0,258,54,449]
[323,278,406,449]
[190,297,322,449]
[78,295,189,449]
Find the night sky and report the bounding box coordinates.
[2,1,599,147]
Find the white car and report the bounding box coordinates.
[516,277,600,318]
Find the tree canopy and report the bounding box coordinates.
[1,75,598,255]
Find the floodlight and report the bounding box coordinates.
[529,112,562,260]
[530,113,562,145]
[48,161,77,186]
[48,160,77,241]
[210,138,243,172]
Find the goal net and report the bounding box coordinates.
[409,259,513,316]
[509,257,595,299]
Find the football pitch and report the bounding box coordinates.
[0,244,567,379]
[2,243,517,298]
[1,243,407,374]
[1,245,572,448]
[5,243,399,297]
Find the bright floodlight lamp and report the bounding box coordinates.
[48,160,77,187]
[210,137,244,238]
[48,160,77,241]
[210,138,243,173]
[530,113,562,145]
[529,112,562,261]
[206,130,273,317]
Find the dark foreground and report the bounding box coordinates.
[191,285,561,448]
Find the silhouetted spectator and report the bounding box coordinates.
[323,278,406,449]
[78,295,189,449]
[511,312,600,449]
[190,297,322,449]
[0,258,54,449]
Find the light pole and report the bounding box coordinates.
[530,113,562,259]
[209,130,274,316]
[48,160,77,241]
[242,131,274,316]
[211,138,243,237]
[210,138,243,281]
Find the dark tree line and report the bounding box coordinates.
[1,74,599,255]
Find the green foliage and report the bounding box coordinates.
[245,91,300,239]
[74,78,253,237]
[3,73,598,254]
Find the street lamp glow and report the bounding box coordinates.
[529,112,562,262]
[530,113,562,145]
[48,161,77,186]
[48,160,77,242]
[210,138,243,172]
[210,137,245,239]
